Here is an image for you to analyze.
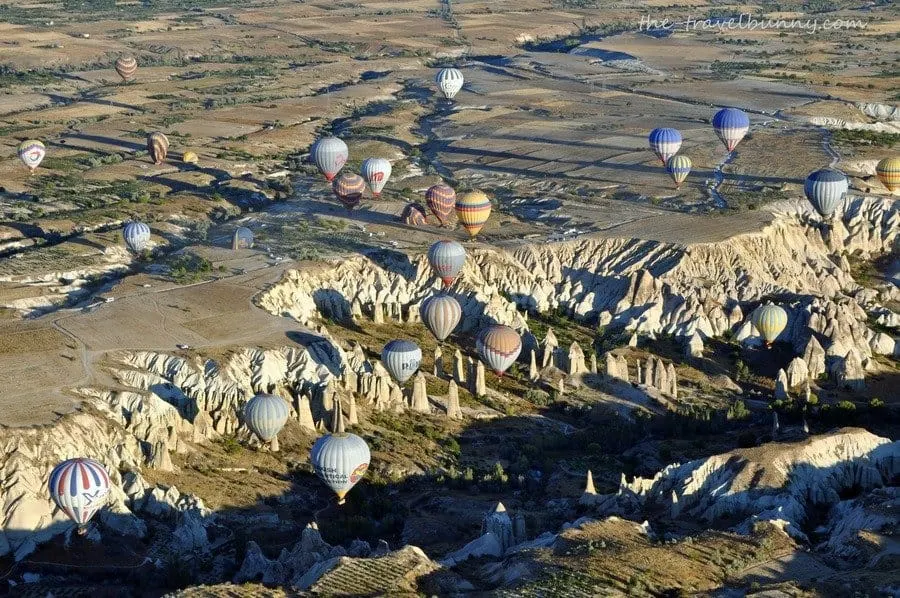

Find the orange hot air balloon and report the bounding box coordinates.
[455,190,491,238]
[875,157,899,193]
[332,173,366,211]
[425,184,456,225]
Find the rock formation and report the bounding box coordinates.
[446,381,462,420]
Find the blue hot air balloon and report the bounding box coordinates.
[244,393,290,449]
[712,108,750,151]
[123,221,151,253]
[804,168,849,218]
[648,128,682,164]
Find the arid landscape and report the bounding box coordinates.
[0,0,898,596]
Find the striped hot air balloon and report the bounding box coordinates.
[420,294,462,342]
[123,221,151,253]
[147,131,169,165]
[751,304,788,347]
[455,190,491,238]
[361,157,392,196]
[666,155,692,187]
[48,458,111,533]
[381,340,422,385]
[244,393,290,448]
[17,139,45,173]
[311,136,348,181]
[435,68,464,100]
[477,325,522,376]
[648,128,682,164]
[311,402,370,505]
[425,184,456,225]
[804,168,848,218]
[712,108,750,152]
[332,172,366,211]
[402,203,427,227]
[876,157,899,193]
[427,240,466,288]
[114,56,137,82]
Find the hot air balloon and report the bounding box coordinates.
[666,155,692,188]
[147,131,168,165]
[426,184,456,225]
[244,393,290,450]
[712,108,750,152]
[421,294,462,342]
[875,157,899,193]
[332,172,366,211]
[476,325,522,376]
[232,226,254,249]
[381,340,422,385]
[361,157,392,196]
[114,56,137,82]
[804,168,848,218]
[456,190,491,238]
[402,203,427,227]
[17,140,45,173]
[311,136,348,181]
[751,304,788,347]
[48,458,111,534]
[311,401,370,505]
[182,151,199,165]
[648,128,682,164]
[428,240,466,288]
[123,221,151,253]
[435,67,464,100]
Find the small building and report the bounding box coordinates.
[232,226,254,250]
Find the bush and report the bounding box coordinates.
[523,388,552,406]
[869,397,884,409]
[837,400,856,411]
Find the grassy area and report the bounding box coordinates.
[166,252,214,284]
[832,129,900,148]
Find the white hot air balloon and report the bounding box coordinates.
[420,294,462,342]
[311,136,348,181]
[435,67,464,100]
[476,325,522,376]
[381,340,422,385]
[361,157,392,196]
[244,393,290,451]
[48,458,111,534]
[311,401,370,505]
[123,221,151,253]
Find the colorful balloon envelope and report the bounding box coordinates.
[476,325,522,376]
[648,128,682,164]
[712,108,750,152]
[361,157,392,196]
[243,393,290,442]
[804,168,848,218]
[310,406,370,505]
[147,131,169,165]
[311,136,348,181]
[49,458,111,530]
[666,155,692,187]
[402,202,428,227]
[455,190,491,238]
[427,240,466,288]
[875,157,899,193]
[17,139,45,172]
[115,56,137,82]
[425,184,456,225]
[435,67,464,100]
[182,151,199,165]
[123,221,151,253]
[381,339,422,385]
[751,304,788,346]
[421,294,462,342]
[332,173,366,211]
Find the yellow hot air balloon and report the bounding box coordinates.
[751,304,788,347]
[182,151,199,165]
[875,157,899,193]
[455,190,491,238]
